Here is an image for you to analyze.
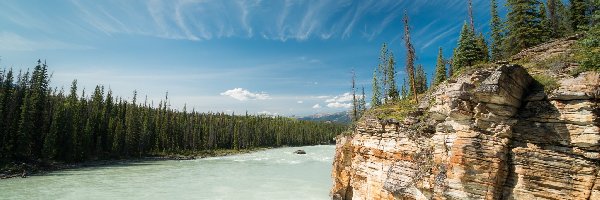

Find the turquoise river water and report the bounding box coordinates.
[0,145,335,200]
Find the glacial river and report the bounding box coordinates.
[0,145,335,200]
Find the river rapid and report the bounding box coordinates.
[0,145,335,200]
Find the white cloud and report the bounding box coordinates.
[297,100,303,104]
[325,92,353,103]
[258,110,278,116]
[327,102,352,109]
[312,104,321,109]
[220,88,270,101]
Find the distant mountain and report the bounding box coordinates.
[299,111,350,124]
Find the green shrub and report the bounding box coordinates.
[533,74,560,93]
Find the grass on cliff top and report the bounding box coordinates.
[367,98,417,121]
[451,62,496,80]
[532,74,560,93]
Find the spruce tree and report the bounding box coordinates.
[433,47,447,86]
[371,68,381,107]
[386,53,399,100]
[540,2,551,42]
[491,0,504,61]
[358,86,367,118]
[505,0,544,55]
[415,65,428,94]
[570,0,589,31]
[452,22,481,70]
[476,33,490,62]
[351,70,358,122]
[378,43,389,99]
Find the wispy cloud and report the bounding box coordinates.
[0,32,92,51]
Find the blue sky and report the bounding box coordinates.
[0,0,507,116]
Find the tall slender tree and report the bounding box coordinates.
[386,53,399,100]
[433,47,447,86]
[403,10,418,104]
[378,43,389,99]
[351,70,358,122]
[469,0,476,33]
[415,65,428,94]
[490,0,504,61]
[358,86,367,119]
[371,68,382,107]
[540,2,551,42]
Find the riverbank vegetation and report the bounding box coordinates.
[0,62,347,170]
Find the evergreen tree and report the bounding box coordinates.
[540,2,551,41]
[452,22,481,70]
[490,0,504,61]
[371,69,381,107]
[504,0,544,55]
[403,10,418,103]
[378,43,389,99]
[358,86,367,119]
[351,70,358,122]
[415,65,428,94]
[575,3,600,71]
[386,53,399,100]
[476,33,490,62]
[571,0,589,31]
[547,0,561,37]
[433,47,447,86]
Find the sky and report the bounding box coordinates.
[0,0,507,116]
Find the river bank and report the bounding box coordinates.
[0,148,268,179]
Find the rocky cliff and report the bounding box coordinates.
[331,36,600,200]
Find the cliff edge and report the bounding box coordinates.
[331,36,600,200]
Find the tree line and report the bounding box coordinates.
[348,0,598,120]
[0,61,346,163]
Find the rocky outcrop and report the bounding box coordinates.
[331,37,599,199]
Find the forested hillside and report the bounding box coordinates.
[0,62,346,165]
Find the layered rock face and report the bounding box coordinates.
[331,38,599,200]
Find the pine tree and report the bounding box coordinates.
[386,53,399,100]
[453,22,481,70]
[570,0,589,31]
[476,33,490,62]
[547,0,561,37]
[575,3,599,71]
[403,10,418,103]
[351,70,358,122]
[415,64,428,94]
[540,2,551,41]
[371,68,382,107]
[378,43,389,99]
[433,47,447,86]
[490,0,504,61]
[358,86,367,119]
[504,0,544,55]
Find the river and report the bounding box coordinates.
[0,145,335,200]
